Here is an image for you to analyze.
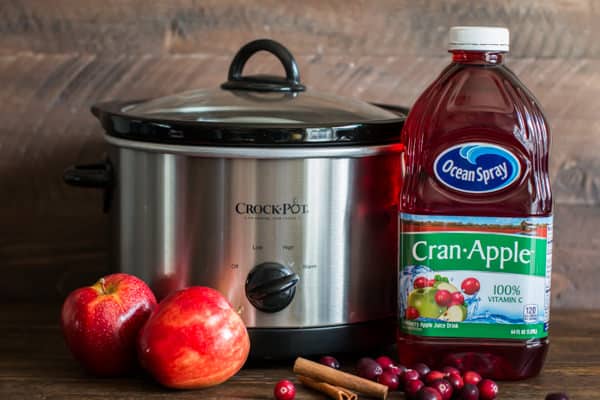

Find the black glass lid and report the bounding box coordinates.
[92,39,406,146]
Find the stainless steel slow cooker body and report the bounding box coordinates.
[65,39,406,358]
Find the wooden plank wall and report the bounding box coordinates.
[1,0,598,308]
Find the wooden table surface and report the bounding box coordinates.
[1,304,599,399]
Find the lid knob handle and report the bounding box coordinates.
[221,39,306,93]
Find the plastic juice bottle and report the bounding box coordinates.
[398,27,552,380]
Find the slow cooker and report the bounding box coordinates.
[64,39,406,358]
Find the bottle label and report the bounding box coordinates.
[433,142,521,193]
[399,213,552,340]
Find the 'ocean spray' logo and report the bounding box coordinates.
[434,143,521,193]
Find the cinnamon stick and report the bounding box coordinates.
[297,375,357,400]
[293,357,388,399]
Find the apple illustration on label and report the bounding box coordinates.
[408,287,447,319]
[60,273,157,376]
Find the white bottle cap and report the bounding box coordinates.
[448,26,509,52]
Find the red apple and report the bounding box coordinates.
[137,286,250,389]
[60,273,157,376]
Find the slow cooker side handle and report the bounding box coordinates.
[63,158,113,212]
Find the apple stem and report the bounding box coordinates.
[99,278,107,294]
[236,305,244,316]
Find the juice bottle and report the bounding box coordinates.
[397,27,552,380]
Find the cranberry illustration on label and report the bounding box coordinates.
[435,290,452,307]
[450,292,465,306]
[406,307,420,320]
[414,276,428,289]
[461,278,480,295]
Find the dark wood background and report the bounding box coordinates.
[1,0,598,307]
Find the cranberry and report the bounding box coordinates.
[441,366,460,376]
[545,393,570,400]
[446,372,464,391]
[356,357,383,381]
[274,380,296,400]
[461,278,480,295]
[417,387,442,400]
[386,363,406,377]
[424,370,446,384]
[403,368,421,387]
[378,371,400,390]
[412,363,431,378]
[478,379,499,400]
[375,355,395,370]
[406,306,420,320]
[450,292,465,305]
[414,276,428,289]
[429,379,453,400]
[462,371,481,386]
[427,278,436,287]
[318,356,340,369]
[404,379,425,399]
[458,384,479,400]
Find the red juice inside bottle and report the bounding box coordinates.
[397,27,552,380]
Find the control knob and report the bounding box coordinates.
[245,262,299,313]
